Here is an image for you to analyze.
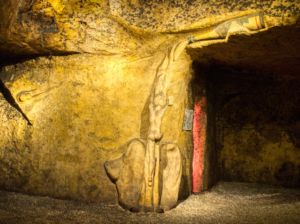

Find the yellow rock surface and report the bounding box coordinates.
[0,0,299,58]
[0,53,192,202]
[0,0,299,204]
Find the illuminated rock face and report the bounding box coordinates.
[105,140,182,212]
[103,14,267,210]
[0,52,192,204]
[105,41,187,212]
[0,0,299,59]
[0,0,299,212]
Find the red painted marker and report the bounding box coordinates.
[192,97,207,193]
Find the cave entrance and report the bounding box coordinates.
[189,25,300,192]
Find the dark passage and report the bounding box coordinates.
[197,63,300,187]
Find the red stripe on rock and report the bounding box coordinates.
[192,97,207,193]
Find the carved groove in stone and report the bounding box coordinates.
[0,79,32,125]
[105,40,187,212]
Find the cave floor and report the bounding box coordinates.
[0,182,299,224]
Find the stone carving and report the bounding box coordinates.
[105,40,188,212]
[188,12,265,44]
[139,40,188,212]
[16,83,63,103]
[104,139,182,212]
[105,12,266,213]
[105,139,146,211]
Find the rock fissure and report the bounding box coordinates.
[0,79,31,125]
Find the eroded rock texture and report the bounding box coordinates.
[0,0,299,212]
[0,0,299,60]
[0,52,192,203]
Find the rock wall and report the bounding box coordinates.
[0,53,192,202]
[0,0,299,204]
[209,66,300,187]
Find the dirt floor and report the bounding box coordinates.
[0,182,299,224]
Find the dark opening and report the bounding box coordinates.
[192,62,300,188]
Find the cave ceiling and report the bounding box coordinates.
[188,24,300,80]
[0,0,299,78]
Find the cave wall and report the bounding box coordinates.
[211,66,300,187]
[0,53,193,202]
[0,0,299,204]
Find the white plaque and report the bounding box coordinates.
[183,109,194,131]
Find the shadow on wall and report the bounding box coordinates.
[199,64,300,188]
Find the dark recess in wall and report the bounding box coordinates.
[203,62,300,187]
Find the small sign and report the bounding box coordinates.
[183,109,194,131]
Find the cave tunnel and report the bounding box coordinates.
[188,24,300,193]
[0,0,299,223]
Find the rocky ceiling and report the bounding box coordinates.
[188,24,300,80]
[0,0,299,77]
